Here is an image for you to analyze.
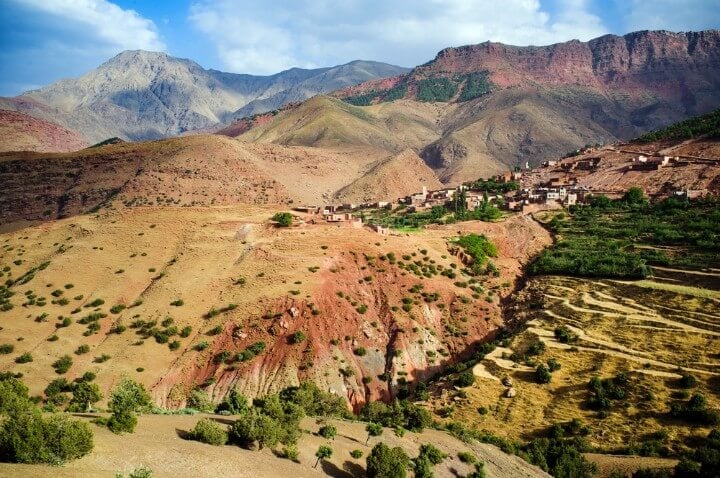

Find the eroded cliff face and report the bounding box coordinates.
[153,216,552,410]
[413,30,720,94]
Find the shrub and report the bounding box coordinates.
[350,449,364,459]
[187,390,214,412]
[354,347,367,357]
[366,442,410,478]
[318,424,337,440]
[272,212,293,227]
[536,364,552,384]
[0,410,94,464]
[75,345,90,355]
[455,371,475,388]
[107,379,152,434]
[15,353,33,364]
[289,331,307,344]
[189,418,228,445]
[0,344,14,354]
[170,299,184,307]
[458,451,477,464]
[216,389,249,415]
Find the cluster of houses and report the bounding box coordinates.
[628,155,677,171]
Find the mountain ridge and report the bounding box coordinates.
[0,50,408,143]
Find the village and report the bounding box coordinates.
[288,143,716,233]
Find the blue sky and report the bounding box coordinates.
[1,0,718,96]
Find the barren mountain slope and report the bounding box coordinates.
[334,149,443,202]
[0,109,87,153]
[0,206,551,411]
[0,51,407,143]
[0,135,292,224]
[240,95,443,152]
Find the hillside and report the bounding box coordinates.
[0,109,87,153]
[0,205,550,411]
[0,51,407,143]
[334,149,443,202]
[0,415,549,478]
[237,30,720,182]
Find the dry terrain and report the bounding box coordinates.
[0,204,550,410]
[0,132,461,224]
[0,415,549,478]
[0,109,87,153]
[525,138,720,196]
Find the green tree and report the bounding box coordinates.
[216,388,249,414]
[366,442,410,478]
[319,424,337,440]
[70,382,103,412]
[315,445,333,468]
[366,422,383,445]
[272,212,293,227]
[229,409,281,449]
[623,187,647,206]
[535,364,552,384]
[107,379,152,434]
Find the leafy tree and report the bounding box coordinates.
[272,212,293,227]
[535,364,552,384]
[366,442,410,478]
[107,379,152,434]
[366,422,383,445]
[455,371,475,387]
[69,382,103,412]
[319,424,337,440]
[216,388,249,414]
[229,409,281,449]
[623,187,647,206]
[315,445,333,468]
[0,375,93,464]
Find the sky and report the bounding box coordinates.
[0,0,718,96]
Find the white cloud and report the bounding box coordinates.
[189,0,609,74]
[9,0,165,51]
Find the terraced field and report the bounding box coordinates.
[443,273,719,462]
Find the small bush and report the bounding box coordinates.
[350,449,363,459]
[53,355,73,374]
[189,418,228,445]
[0,343,14,354]
[15,353,33,364]
[289,331,307,344]
[75,345,90,355]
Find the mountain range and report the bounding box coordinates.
[0,51,408,143]
[231,29,720,182]
[1,29,719,189]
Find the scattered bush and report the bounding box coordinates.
[189,418,228,445]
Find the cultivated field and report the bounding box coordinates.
[442,274,720,472]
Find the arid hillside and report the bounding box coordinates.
[0,205,550,411]
[524,136,720,196]
[0,415,549,478]
[0,110,87,153]
[0,133,450,224]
